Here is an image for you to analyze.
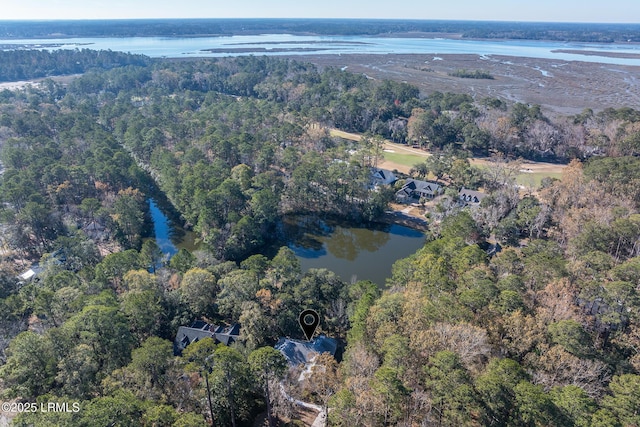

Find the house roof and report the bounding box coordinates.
[397,179,441,197]
[18,263,43,281]
[174,321,241,355]
[274,335,338,367]
[191,320,208,329]
[459,187,487,204]
[83,220,105,232]
[371,168,397,185]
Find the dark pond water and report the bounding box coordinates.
[150,201,425,285]
[281,216,425,286]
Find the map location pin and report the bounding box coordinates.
[298,309,320,341]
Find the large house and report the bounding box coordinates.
[174,320,240,355]
[396,179,442,202]
[458,187,487,205]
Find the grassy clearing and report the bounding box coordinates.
[382,151,425,168]
[330,128,427,169]
[329,129,361,141]
[515,171,563,187]
[473,162,564,188]
[382,150,564,188]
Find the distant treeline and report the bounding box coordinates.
[1,19,640,42]
[0,49,150,82]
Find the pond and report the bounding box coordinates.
[149,201,425,286]
[281,216,425,286]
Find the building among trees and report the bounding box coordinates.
[174,320,240,355]
[275,335,338,381]
[396,179,442,202]
[458,187,487,205]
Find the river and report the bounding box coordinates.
[3,34,640,66]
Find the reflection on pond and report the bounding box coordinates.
[149,205,425,286]
[148,199,199,256]
[325,226,390,261]
[282,216,425,286]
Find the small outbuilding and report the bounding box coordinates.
[17,263,43,283]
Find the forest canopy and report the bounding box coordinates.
[0,53,639,426]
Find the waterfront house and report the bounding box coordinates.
[396,179,442,202]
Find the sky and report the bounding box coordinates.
[2,0,639,23]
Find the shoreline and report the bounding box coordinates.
[551,49,640,59]
[378,209,429,232]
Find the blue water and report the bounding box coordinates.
[148,198,199,256]
[2,34,640,66]
[148,199,179,257]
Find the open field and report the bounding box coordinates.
[515,171,563,187]
[0,80,39,90]
[0,74,79,91]
[382,151,426,168]
[471,160,564,187]
[380,149,566,187]
[330,128,429,170]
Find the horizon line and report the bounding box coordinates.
[1,18,639,25]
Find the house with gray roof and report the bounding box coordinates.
[458,188,487,205]
[18,263,43,283]
[174,321,240,355]
[275,335,338,381]
[275,335,337,367]
[396,179,442,202]
[371,168,397,187]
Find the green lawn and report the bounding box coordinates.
[515,171,563,187]
[382,151,426,168]
[473,163,563,188]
